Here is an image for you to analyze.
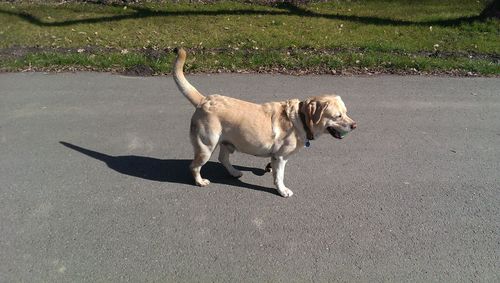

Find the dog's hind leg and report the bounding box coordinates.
[190,136,217,187]
[218,143,243,178]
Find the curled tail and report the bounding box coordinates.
[173,48,205,107]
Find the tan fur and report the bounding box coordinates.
[173,48,356,197]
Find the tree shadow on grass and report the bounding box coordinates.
[0,2,482,28]
[59,141,279,196]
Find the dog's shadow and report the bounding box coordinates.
[60,142,279,196]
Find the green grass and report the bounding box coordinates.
[0,0,499,74]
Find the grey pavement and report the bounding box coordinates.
[0,72,499,282]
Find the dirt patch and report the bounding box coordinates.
[2,45,499,62]
[123,64,154,76]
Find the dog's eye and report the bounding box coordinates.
[335,114,342,119]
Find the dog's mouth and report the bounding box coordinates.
[327,127,347,139]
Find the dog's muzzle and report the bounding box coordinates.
[327,122,356,139]
[327,127,345,139]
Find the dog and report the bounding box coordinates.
[173,48,356,197]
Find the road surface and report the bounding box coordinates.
[0,72,499,282]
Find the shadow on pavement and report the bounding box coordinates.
[60,141,279,196]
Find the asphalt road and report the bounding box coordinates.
[1,73,499,282]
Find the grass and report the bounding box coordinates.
[0,0,499,75]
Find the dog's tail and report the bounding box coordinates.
[173,48,205,107]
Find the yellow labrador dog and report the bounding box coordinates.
[173,48,356,197]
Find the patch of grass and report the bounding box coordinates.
[0,0,498,74]
[3,49,498,75]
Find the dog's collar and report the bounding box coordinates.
[298,101,315,141]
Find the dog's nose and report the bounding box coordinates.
[350,122,357,130]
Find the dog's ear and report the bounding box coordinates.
[307,101,329,125]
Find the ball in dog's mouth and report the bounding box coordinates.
[327,127,347,139]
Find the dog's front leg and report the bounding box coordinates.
[271,156,293,197]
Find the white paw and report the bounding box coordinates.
[278,187,294,198]
[229,170,243,178]
[196,178,210,187]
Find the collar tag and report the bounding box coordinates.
[304,139,311,148]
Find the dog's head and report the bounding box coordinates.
[300,95,356,140]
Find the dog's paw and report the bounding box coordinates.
[229,170,243,178]
[265,162,272,173]
[278,187,294,198]
[196,178,211,187]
